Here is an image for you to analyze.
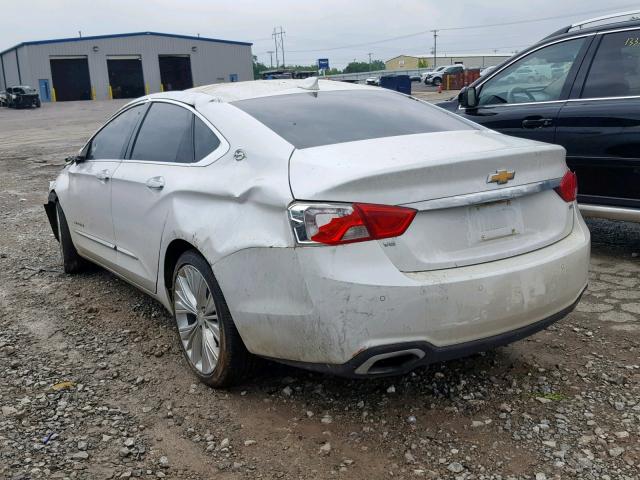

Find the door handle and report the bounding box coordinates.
[522,118,553,129]
[145,176,165,190]
[95,169,111,182]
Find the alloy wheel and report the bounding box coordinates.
[174,264,221,375]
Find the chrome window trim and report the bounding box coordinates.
[567,95,640,103]
[458,99,566,110]
[402,178,562,212]
[124,98,230,167]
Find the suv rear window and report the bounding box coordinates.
[232,89,474,149]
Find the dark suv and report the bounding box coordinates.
[438,11,640,223]
[4,86,41,108]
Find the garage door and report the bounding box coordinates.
[50,57,91,101]
[159,55,193,91]
[107,56,145,99]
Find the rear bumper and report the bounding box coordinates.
[272,292,584,377]
[214,209,590,369]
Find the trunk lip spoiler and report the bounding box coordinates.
[401,177,562,212]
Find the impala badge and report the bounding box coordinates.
[487,169,515,185]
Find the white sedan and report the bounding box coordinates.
[45,78,590,387]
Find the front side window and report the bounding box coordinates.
[131,102,194,163]
[478,38,586,105]
[86,104,145,160]
[582,30,640,98]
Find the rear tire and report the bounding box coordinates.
[172,250,255,388]
[433,78,442,86]
[56,202,88,274]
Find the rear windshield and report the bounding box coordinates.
[232,89,475,149]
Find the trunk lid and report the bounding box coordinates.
[289,130,574,271]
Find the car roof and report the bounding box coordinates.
[540,16,640,45]
[133,79,378,108]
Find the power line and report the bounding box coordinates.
[286,3,637,53]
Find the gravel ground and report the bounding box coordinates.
[0,101,639,480]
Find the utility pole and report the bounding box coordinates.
[368,52,373,72]
[267,50,274,68]
[431,30,438,68]
[272,27,286,68]
[272,28,279,69]
[278,26,286,68]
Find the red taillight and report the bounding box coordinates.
[555,171,577,202]
[289,202,416,246]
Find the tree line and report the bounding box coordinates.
[253,56,386,78]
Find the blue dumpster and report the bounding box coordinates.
[379,75,411,95]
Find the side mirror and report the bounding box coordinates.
[65,154,86,164]
[459,86,478,109]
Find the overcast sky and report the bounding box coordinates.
[2,1,638,68]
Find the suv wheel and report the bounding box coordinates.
[433,77,442,86]
[172,250,255,387]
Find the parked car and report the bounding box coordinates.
[365,76,380,86]
[422,66,446,84]
[427,64,465,86]
[5,86,41,108]
[0,90,7,107]
[409,74,422,82]
[45,79,589,387]
[439,10,640,223]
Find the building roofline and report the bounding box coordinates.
[0,31,252,56]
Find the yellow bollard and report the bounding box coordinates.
[51,88,57,102]
[91,87,96,100]
[108,85,113,100]
[145,83,149,95]
[160,83,164,92]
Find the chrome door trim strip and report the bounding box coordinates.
[566,95,640,103]
[403,178,562,212]
[115,245,139,260]
[579,204,640,222]
[74,229,115,249]
[458,99,566,110]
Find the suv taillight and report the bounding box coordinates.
[554,171,578,203]
[289,202,417,245]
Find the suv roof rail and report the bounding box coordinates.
[567,9,640,32]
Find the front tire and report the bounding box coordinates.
[433,77,442,86]
[172,250,254,387]
[56,202,88,274]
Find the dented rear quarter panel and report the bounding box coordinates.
[154,103,296,310]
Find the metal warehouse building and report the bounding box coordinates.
[0,31,253,102]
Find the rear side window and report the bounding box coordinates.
[582,30,640,98]
[86,104,145,160]
[232,89,474,149]
[131,102,194,163]
[194,117,221,161]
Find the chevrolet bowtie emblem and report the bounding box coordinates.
[487,169,515,185]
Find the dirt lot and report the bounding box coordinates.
[1,101,639,480]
